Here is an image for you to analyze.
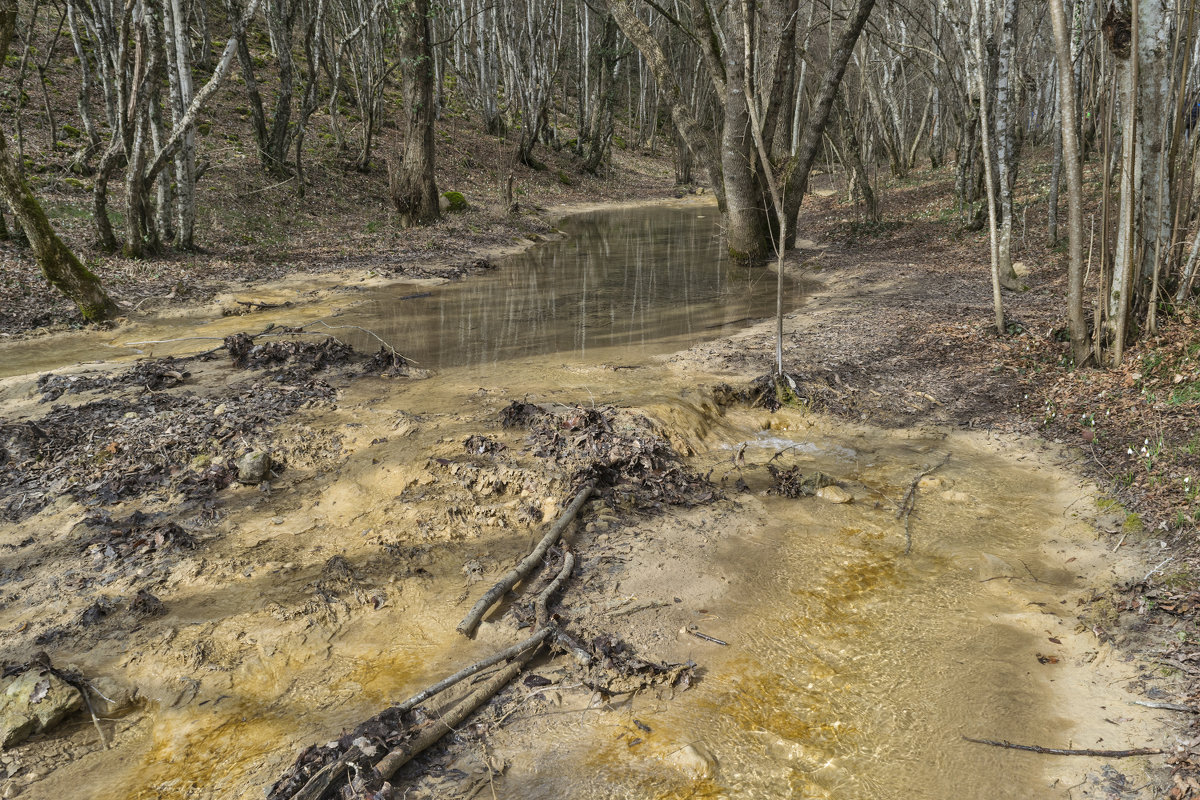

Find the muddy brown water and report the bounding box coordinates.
[0,205,1164,799]
[0,204,803,379]
[350,206,805,371]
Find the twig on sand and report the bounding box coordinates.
[962,736,1164,757]
[1144,557,1175,585]
[897,454,949,555]
[1130,700,1196,713]
[457,484,595,637]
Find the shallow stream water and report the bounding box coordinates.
[0,204,800,379]
[1,205,1161,799]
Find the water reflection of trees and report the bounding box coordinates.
[370,208,788,369]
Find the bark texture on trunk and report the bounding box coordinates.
[1,1,119,321]
[609,0,725,210]
[1107,0,1175,362]
[722,2,771,263]
[390,0,440,226]
[1049,0,1089,365]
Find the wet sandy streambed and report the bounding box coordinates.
[0,205,1165,799]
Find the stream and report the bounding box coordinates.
[0,204,1162,799]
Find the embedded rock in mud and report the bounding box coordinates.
[0,670,82,748]
[817,484,853,504]
[236,450,273,484]
[85,675,136,716]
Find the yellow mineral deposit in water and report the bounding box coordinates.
[493,415,1162,800]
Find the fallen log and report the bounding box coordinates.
[457,483,594,636]
[372,652,536,785]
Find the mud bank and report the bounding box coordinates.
[0,202,1182,800]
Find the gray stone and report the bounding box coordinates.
[236,450,272,484]
[0,670,83,748]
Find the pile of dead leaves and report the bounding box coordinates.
[1,375,335,523]
[579,633,695,695]
[81,510,198,566]
[223,331,357,373]
[38,357,191,402]
[500,401,716,509]
[766,465,836,498]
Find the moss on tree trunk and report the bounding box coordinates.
[0,0,119,323]
[0,128,121,322]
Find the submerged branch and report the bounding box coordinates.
[963,735,1165,758]
[898,454,949,555]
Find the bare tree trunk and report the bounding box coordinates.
[837,94,879,221]
[580,12,618,174]
[389,0,439,226]
[722,0,772,263]
[164,0,197,248]
[66,1,101,167]
[780,0,877,246]
[993,0,1023,290]
[0,1,120,322]
[609,0,725,209]
[1049,0,1089,365]
[1048,94,1062,244]
[972,0,1005,334]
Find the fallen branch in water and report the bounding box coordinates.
[374,552,578,784]
[279,553,579,800]
[962,736,1165,757]
[898,454,949,555]
[372,652,535,790]
[536,551,575,628]
[458,483,595,636]
[235,299,289,310]
[687,626,728,646]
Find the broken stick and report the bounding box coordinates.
[374,552,580,786]
[962,736,1164,757]
[395,627,552,714]
[457,484,595,636]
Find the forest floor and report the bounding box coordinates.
[3,144,1200,797]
